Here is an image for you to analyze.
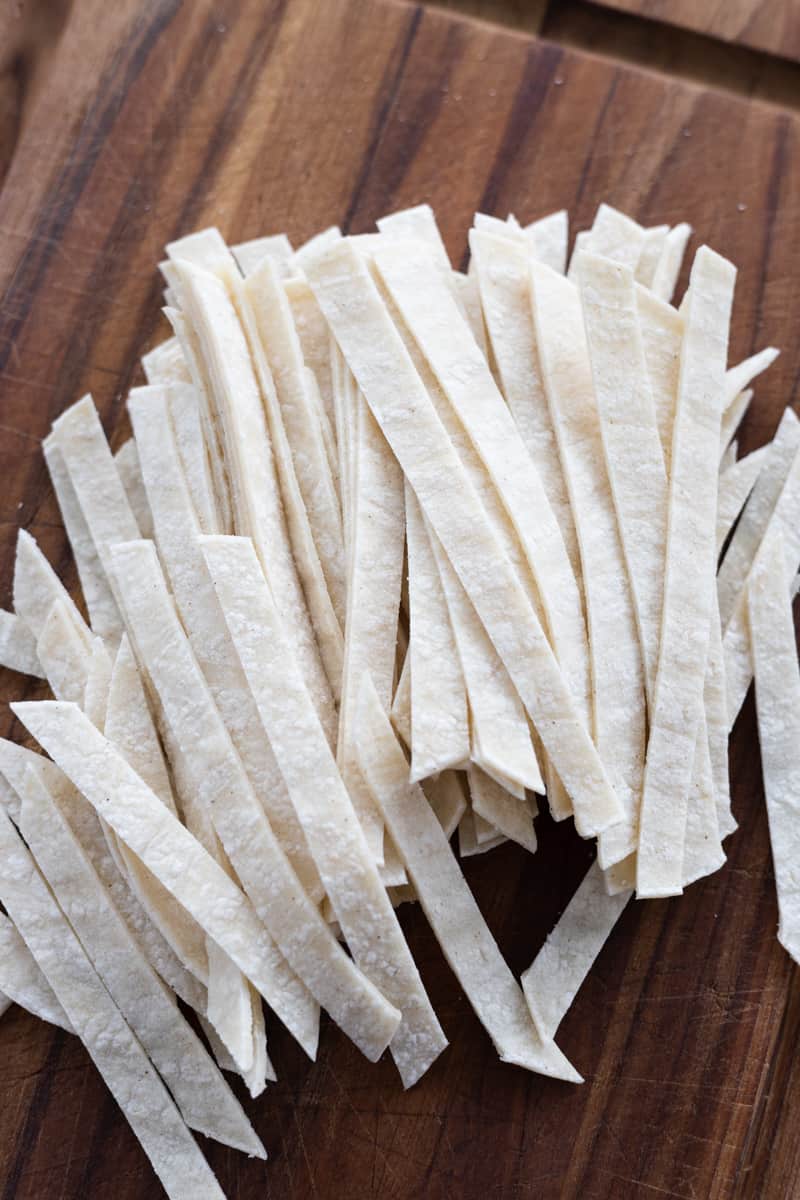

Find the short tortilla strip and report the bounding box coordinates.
[115,439,154,539]
[651,222,692,303]
[0,609,43,677]
[0,910,72,1031]
[306,240,621,837]
[635,224,670,289]
[524,210,568,274]
[716,445,769,553]
[749,534,800,963]
[110,539,399,1062]
[522,860,631,1041]
[636,247,736,897]
[581,204,645,270]
[0,806,227,1200]
[293,225,342,272]
[201,533,446,1088]
[233,233,293,278]
[635,285,683,473]
[20,765,268,1148]
[36,597,93,704]
[725,346,779,410]
[467,766,537,854]
[720,388,753,460]
[13,528,92,651]
[377,204,451,270]
[354,680,581,1083]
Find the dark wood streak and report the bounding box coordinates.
[750,114,789,351]
[0,1028,66,1200]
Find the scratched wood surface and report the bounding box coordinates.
[0,1,799,1197]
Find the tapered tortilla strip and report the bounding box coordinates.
[423,770,467,840]
[466,766,537,854]
[720,438,739,473]
[718,408,800,628]
[0,610,42,677]
[306,240,621,837]
[13,529,92,651]
[720,388,753,461]
[531,260,645,866]
[582,204,645,270]
[651,222,692,302]
[354,680,581,1083]
[142,335,192,385]
[635,285,683,473]
[36,597,92,704]
[458,805,506,858]
[524,210,568,274]
[716,446,769,554]
[725,346,779,409]
[110,539,398,1062]
[636,247,736,897]
[293,225,341,271]
[164,383,221,534]
[405,482,470,781]
[749,534,800,963]
[20,765,268,1148]
[115,439,154,539]
[285,276,339,469]
[0,910,72,1031]
[377,204,451,270]
[391,649,412,749]
[233,233,293,278]
[635,225,669,288]
[201,534,446,1088]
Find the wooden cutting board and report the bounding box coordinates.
[1,2,799,1197]
[587,0,800,62]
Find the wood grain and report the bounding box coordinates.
[0,1,799,1197]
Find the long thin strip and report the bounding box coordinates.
[0,610,42,677]
[651,222,692,302]
[142,335,192,385]
[110,539,399,1061]
[13,529,92,650]
[725,346,779,409]
[0,806,226,1200]
[306,241,621,836]
[581,203,645,269]
[636,285,683,473]
[20,766,267,1151]
[285,276,338,437]
[202,534,446,1088]
[354,679,581,1083]
[0,910,72,1031]
[525,210,568,274]
[717,446,769,554]
[115,439,154,539]
[749,534,800,963]
[391,649,412,749]
[36,597,92,703]
[233,233,293,278]
[636,247,736,897]
[165,383,221,534]
[720,388,753,460]
[635,225,669,288]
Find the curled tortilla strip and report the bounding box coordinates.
[0,910,72,1031]
[0,806,227,1200]
[13,528,92,651]
[635,285,683,473]
[355,679,581,1083]
[717,446,769,554]
[466,766,537,854]
[725,346,779,410]
[0,609,42,677]
[651,222,692,302]
[115,439,153,539]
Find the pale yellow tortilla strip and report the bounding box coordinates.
[716,446,769,554]
[0,609,43,677]
[724,346,779,409]
[0,910,72,1032]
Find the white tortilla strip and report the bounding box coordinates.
[354,680,581,1083]
[405,482,470,781]
[203,935,259,1080]
[720,388,753,460]
[110,539,398,1061]
[451,271,489,357]
[423,770,466,840]
[749,534,800,963]
[723,441,800,726]
[377,204,451,270]
[36,597,93,704]
[718,408,800,628]
[467,766,537,854]
[13,528,92,650]
[720,438,738,473]
[233,233,293,278]
[581,204,645,270]
[531,261,645,866]
[725,346,779,409]
[331,344,353,562]
[524,210,568,274]
[567,230,590,278]
[636,247,736,897]
[635,224,670,288]
[716,446,769,553]
[0,609,42,677]
[173,260,336,739]
[164,383,221,534]
[522,860,631,1041]
[705,596,735,841]
[201,534,446,1088]
[128,387,323,898]
[458,806,505,858]
[42,434,122,642]
[0,806,226,1200]
[293,225,342,272]
[390,649,412,749]
[305,347,341,490]
[13,699,321,1059]
[115,439,154,539]
[682,724,725,885]
[142,336,192,385]
[20,765,268,1148]
[635,285,683,473]
[83,636,112,728]
[306,240,621,837]
[285,276,338,443]
[470,229,579,579]
[651,222,692,303]
[0,910,72,1031]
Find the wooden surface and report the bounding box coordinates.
[1,1,799,1197]
[586,0,800,63]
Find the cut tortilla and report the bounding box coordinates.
[522,860,631,1041]
[390,649,412,749]
[718,408,800,629]
[720,388,753,460]
[581,203,645,270]
[716,446,769,554]
[201,533,447,1089]
[524,210,569,274]
[293,225,342,272]
[109,538,399,1063]
[20,764,269,1147]
[451,270,490,357]
[405,481,470,781]
[142,335,192,385]
[377,203,451,271]
[115,439,154,539]
[285,277,339,468]
[83,636,113,729]
[531,259,645,866]
[13,698,322,1060]
[748,533,800,964]
[466,765,537,854]
[423,770,467,840]
[720,438,739,473]
[354,678,581,1083]
[233,233,294,278]
[306,239,621,837]
[725,346,779,409]
[635,285,683,473]
[0,805,227,1200]
[635,224,670,289]
[705,596,735,841]
[0,610,43,677]
[13,528,92,651]
[651,222,692,302]
[636,246,736,898]
[36,597,93,704]
[0,910,73,1031]
[165,383,221,534]
[458,805,506,858]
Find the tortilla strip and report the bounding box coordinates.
[233,233,293,278]
[582,204,645,270]
[720,438,739,473]
[306,240,621,836]
[531,260,645,866]
[524,210,568,274]
[405,482,470,781]
[0,910,72,1031]
[720,388,753,461]
[717,447,769,553]
[13,529,92,651]
[725,346,779,409]
[651,222,692,302]
[164,383,221,534]
[43,435,122,642]
[0,609,42,677]
[110,539,399,1061]
[635,285,683,472]
[749,534,800,963]
[470,229,580,578]
[115,439,154,539]
[423,770,466,839]
[201,534,446,1088]
[391,649,412,749]
[128,387,323,899]
[377,204,451,270]
[467,766,537,854]
[20,765,268,1147]
[36,598,92,704]
[0,806,226,1200]
[635,225,670,288]
[636,247,736,897]
[142,335,192,385]
[718,408,800,628]
[354,679,581,1082]
[285,277,339,472]
[458,806,505,858]
[293,225,342,271]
